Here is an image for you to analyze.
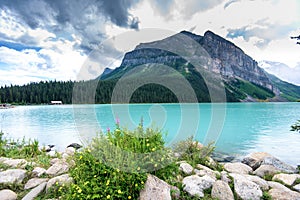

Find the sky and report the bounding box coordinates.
[0,0,300,86]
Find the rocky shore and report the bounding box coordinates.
[0,146,300,200]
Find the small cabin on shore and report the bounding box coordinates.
[50,101,63,105]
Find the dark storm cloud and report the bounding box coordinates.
[0,0,141,51]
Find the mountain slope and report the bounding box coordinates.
[100,30,299,102]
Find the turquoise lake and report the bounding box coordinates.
[0,103,299,166]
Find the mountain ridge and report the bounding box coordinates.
[100,30,298,102]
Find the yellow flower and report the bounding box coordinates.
[94,175,97,178]
[141,181,144,184]
[106,180,110,186]
[146,143,150,147]
[118,189,122,194]
[107,195,111,199]
[128,196,132,199]
[151,147,156,152]
[135,183,138,187]
[79,155,83,160]
[137,167,140,171]
[154,163,158,167]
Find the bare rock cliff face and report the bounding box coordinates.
[111,30,277,93]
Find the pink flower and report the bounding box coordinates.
[107,127,110,132]
[116,117,120,125]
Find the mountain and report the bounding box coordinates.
[97,67,113,79]
[100,30,300,102]
[259,61,300,86]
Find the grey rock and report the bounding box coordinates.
[2,158,28,168]
[243,174,269,190]
[242,152,272,169]
[221,171,231,183]
[22,182,47,200]
[211,180,234,200]
[65,147,75,155]
[293,184,300,192]
[179,163,193,175]
[0,189,17,200]
[194,164,220,180]
[261,156,298,174]
[50,158,61,165]
[32,167,46,177]
[230,173,262,200]
[272,173,300,186]
[24,178,48,190]
[182,175,215,198]
[0,169,27,184]
[268,181,290,191]
[46,162,69,176]
[46,174,73,192]
[269,188,300,200]
[253,164,280,178]
[139,174,179,200]
[224,162,253,174]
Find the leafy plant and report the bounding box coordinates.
[173,136,215,167]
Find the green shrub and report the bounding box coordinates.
[173,136,215,167]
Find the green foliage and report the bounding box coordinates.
[173,136,215,167]
[291,120,300,132]
[230,79,275,100]
[262,191,272,200]
[263,173,274,181]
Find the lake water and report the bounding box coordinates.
[0,103,299,166]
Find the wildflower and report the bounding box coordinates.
[118,189,122,194]
[94,175,97,178]
[79,155,83,160]
[107,127,110,132]
[107,195,111,199]
[154,163,158,167]
[146,143,150,147]
[128,196,132,199]
[141,181,144,184]
[106,179,110,186]
[116,117,120,125]
[151,147,156,152]
[135,183,138,187]
[137,167,140,171]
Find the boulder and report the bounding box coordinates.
[32,167,46,177]
[293,184,300,192]
[243,174,269,190]
[260,156,298,174]
[230,173,262,200]
[46,174,73,192]
[253,164,280,178]
[179,163,193,175]
[242,152,272,169]
[195,164,220,180]
[269,188,300,200]
[50,158,61,165]
[221,171,231,183]
[224,162,253,174]
[211,180,234,200]
[22,182,47,200]
[1,158,28,168]
[268,181,290,191]
[46,162,69,176]
[0,189,17,200]
[24,178,48,190]
[272,173,300,186]
[139,174,179,200]
[0,169,27,184]
[182,175,215,198]
[65,147,76,156]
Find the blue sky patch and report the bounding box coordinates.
[0,40,42,51]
